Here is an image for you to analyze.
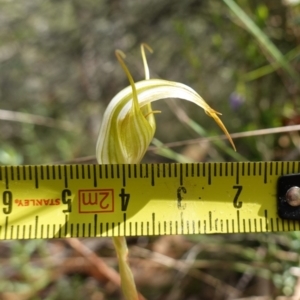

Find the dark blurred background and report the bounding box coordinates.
[1,0,300,299]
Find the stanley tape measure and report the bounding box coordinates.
[0,162,299,240]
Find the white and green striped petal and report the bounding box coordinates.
[96,48,235,165]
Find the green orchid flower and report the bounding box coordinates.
[96,44,235,300]
[96,45,235,165]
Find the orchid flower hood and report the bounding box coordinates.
[96,45,235,164]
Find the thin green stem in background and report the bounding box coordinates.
[223,0,300,84]
[185,118,248,161]
[243,46,300,82]
[151,138,195,163]
[166,101,247,161]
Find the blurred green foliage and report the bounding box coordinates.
[1,0,300,299]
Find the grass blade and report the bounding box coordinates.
[223,0,300,84]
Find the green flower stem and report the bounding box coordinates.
[113,236,139,300]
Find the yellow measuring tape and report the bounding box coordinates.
[0,162,299,239]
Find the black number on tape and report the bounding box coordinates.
[2,191,13,214]
[233,185,243,209]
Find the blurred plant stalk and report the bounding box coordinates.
[96,44,235,299]
[223,0,300,84]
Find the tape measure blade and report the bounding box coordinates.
[0,162,299,239]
